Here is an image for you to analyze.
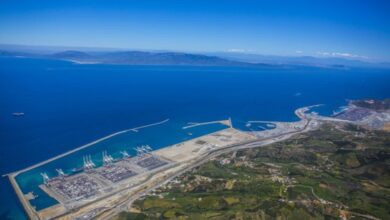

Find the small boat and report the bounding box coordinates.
[12,112,25,116]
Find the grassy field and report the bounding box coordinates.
[116,123,390,220]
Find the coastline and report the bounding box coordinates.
[2,56,390,220]
[96,107,318,220]
[7,106,319,220]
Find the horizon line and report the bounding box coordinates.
[0,43,388,63]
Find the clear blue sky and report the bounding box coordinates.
[0,0,389,61]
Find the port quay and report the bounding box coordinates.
[4,107,324,220]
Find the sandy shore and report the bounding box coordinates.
[154,127,254,162]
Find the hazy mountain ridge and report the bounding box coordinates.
[0,46,389,68]
[74,51,248,66]
[0,49,251,66]
[51,50,92,59]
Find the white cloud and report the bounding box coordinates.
[295,50,303,54]
[316,51,368,59]
[317,51,330,56]
[226,49,255,53]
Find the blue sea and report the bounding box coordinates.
[0,57,389,219]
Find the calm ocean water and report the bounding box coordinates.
[0,57,389,219]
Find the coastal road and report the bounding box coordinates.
[97,117,314,220]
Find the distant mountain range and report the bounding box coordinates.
[0,49,254,66]
[0,44,389,68]
[49,50,251,66]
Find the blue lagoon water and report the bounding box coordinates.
[0,57,389,219]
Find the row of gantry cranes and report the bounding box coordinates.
[40,145,153,184]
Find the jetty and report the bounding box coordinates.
[182,118,232,129]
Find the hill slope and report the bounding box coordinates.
[117,123,390,220]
